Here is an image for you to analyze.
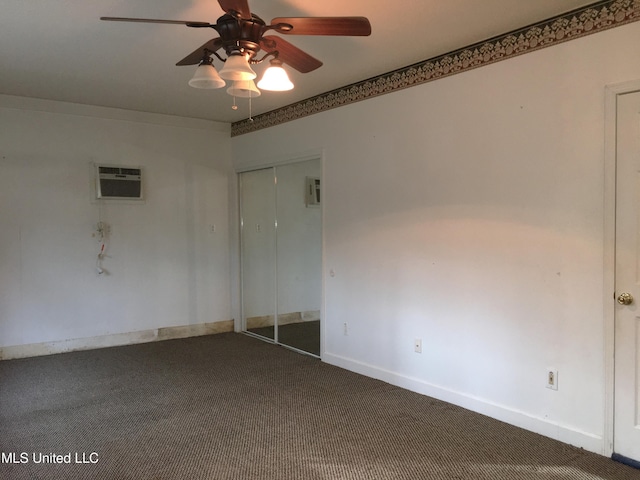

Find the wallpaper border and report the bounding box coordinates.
[231,0,640,136]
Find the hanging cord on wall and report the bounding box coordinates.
[95,221,109,275]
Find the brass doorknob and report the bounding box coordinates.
[617,292,634,305]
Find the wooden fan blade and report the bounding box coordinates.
[270,17,371,36]
[100,17,212,27]
[217,0,251,19]
[261,36,323,73]
[176,38,224,66]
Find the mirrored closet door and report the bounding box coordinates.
[240,159,321,356]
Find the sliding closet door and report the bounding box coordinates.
[240,159,321,356]
[240,168,276,340]
[275,160,322,355]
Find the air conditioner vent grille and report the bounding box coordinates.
[99,166,120,175]
[96,164,143,200]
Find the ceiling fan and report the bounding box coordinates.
[101,0,371,101]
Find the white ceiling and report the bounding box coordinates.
[1,0,597,124]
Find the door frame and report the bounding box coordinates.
[603,79,640,458]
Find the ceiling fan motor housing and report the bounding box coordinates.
[216,14,266,59]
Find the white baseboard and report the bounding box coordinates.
[323,352,604,456]
[0,319,234,360]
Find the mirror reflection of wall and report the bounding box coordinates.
[240,158,322,356]
[240,168,276,340]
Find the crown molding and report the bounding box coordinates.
[232,0,640,137]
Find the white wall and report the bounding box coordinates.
[231,22,640,454]
[0,96,234,352]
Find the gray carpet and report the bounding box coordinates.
[0,333,637,480]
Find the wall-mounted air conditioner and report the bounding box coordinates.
[95,164,143,200]
[305,176,320,207]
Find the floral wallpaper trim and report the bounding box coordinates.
[232,0,640,136]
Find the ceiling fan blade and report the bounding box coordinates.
[261,36,323,73]
[270,17,371,36]
[100,17,212,28]
[176,38,224,66]
[217,0,251,19]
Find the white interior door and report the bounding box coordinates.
[614,89,640,464]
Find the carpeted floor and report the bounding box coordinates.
[0,333,638,479]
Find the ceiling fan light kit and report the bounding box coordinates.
[227,80,261,98]
[188,60,226,89]
[218,52,257,81]
[257,59,293,91]
[101,0,371,113]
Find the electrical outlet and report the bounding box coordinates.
[414,338,422,354]
[546,369,558,390]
